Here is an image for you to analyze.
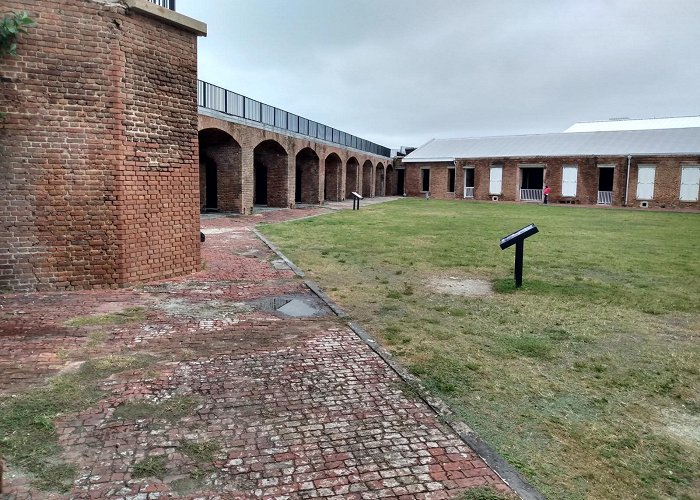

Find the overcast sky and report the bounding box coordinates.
[177,0,700,150]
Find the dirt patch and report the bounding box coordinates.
[661,409,700,450]
[428,277,494,297]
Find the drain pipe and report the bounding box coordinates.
[624,154,632,206]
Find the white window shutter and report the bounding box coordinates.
[562,166,577,197]
[636,166,656,200]
[489,167,502,194]
[680,167,700,201]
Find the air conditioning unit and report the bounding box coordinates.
[491,195,499,201]
[640,201,649,208]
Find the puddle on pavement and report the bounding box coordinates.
[251,295,332,318]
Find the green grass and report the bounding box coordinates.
[111,395,201,423]
[64,307,147,327]
[260,199,700,500]
[0,355,156,492]
[132,455,168,480]
[178,439,220,464]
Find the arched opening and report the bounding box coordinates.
[254,140,289,207]
[375,163,385,196]
[362,160,373,197]
[198,128,242,213]
[385,165,395,196]
[295,148,320,204]
[324,153,342,202]
[345,157,359,196]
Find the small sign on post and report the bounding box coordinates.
[499,223,539,288]
[351,191,363,210]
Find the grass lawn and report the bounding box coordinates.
[260,199,700,500]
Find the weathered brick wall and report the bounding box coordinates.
[0,0,201,291]
[197,114,389,212]
[406,156,699,209]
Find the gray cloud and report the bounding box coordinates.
[179,0,700,149]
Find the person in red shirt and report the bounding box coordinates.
[543,185,551,204]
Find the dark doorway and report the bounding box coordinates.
[598,167,614,191]
[448,168,456,193]
[295,165,303,203]
[397,169,405,195]
[421,168,430,192]
[254,161,267,205]
[520,168,544,189]
[205,158,217,209]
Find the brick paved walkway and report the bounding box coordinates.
[0,207,512,499]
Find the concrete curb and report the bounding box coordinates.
[254,226,544,500]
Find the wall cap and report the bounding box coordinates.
[125,0,207,36]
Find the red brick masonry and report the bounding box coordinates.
[0,209,512,499]
[0,0,201,292]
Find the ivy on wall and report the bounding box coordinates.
[1,11,34,119]
[1,10,35,57]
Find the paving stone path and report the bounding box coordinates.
[0,206,511,499]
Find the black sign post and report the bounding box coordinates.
[499,223,539,288]
[351,191,363,210]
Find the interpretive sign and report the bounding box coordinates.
[499,223,539,287]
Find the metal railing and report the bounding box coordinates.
[147,0,175,9]
[520,189,543,202]
[597,191,613,205]
[197,80,391,158]
[464,187,474,198]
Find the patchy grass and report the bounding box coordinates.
[260,199,700,500]
[65,307,147,327]
[112,395,201,423]
[0,355,156,492]
[132,455,168,480]
[178,439,220,464]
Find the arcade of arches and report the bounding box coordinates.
[198,115,395,214]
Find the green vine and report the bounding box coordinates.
[1,10,35,57]
[1,11,34,120]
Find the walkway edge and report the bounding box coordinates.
[254,226,544,500]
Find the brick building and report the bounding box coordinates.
[0,0,206,291]
[401,125,700,209]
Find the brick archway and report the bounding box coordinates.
[324,153,343,202]
[362,160,373,197]
[346,157,359,196]
[386,164,395,196]
[295,147,320,204]
[375,163,385,196]
[254,140,288,207]
[198,128,242,213]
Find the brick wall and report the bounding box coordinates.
[405,156,699,209]
[0,0,202,291]
[198,114,389,212]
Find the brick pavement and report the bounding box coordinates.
[0,207,512,499]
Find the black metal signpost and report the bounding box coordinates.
[351,191,363,210]
[499,223,539,288]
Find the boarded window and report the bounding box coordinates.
[636,165,656,200]
[489,166,502,194]
[562,166,577,197]
[421,168,430,192]
[680,166,700,201]
[448,168,456,193]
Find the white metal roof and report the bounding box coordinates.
[564,116,700,133]
[401,127,700,163]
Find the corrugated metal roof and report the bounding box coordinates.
[564,116,700,133]
[402,127,700,163]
